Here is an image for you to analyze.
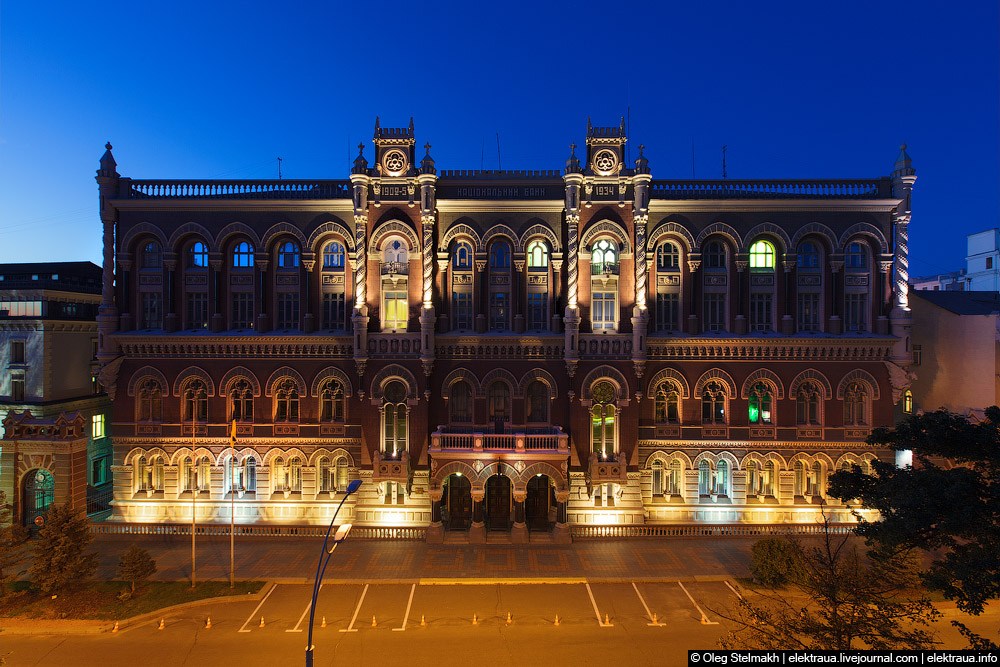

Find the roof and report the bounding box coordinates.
[912,290,1000,315]
[0,261,101,294]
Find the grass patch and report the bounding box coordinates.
[1,580,266,621]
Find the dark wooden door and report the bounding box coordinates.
[446,475,472,531]
[526,474,551,531]
[485,474,511,531]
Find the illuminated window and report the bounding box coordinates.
[91,414,106,439]
[749,240,775,271]
[188,241,208,268]
[903,390,913,414]
[318,456,333,492]
[747,382,773,424]
[590,381,617,458]
[232,241,255,268]
[590,239,618,275]
[382,289,408,331]
[319,379,345,422]
[701,381,726,424]
[452,241,473,269]
[527,240,549,269]
[654,382,680,424]
[278,241,300,269]
[323,241,346,270]
[382,381,408,458]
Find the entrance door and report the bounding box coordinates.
[445,474,472,531]
[525,474,552,532]
[485,474,511,531]
[22,469,54,529]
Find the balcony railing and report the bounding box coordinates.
[649,178,891,200]
[431,427,568,453]
[127,179,352,200]
[380,261,409,276]
[590,262,619,276]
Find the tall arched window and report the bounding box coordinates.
[698,460,711,495]
[844,241,870,333]
[323,241,346,270]
[137,379,162,422]
[289,456,303,492]
[844,382,868,425]
[655,241,682,332]
[526,240,549,332]
[243,457,257,493]
[181,456,194,492]
[275,241,301,330]
[451,241,474,331]
[654,381,680,424]
[197,456,210,493]
[135,456,148,492]
[590,381,617,458]
[809,461,824,497]
[702,240,727,332]
[488,381,511,425]
[701,381,726,424]
[231,241,255,329]
[272,456,286,492]
[188,241,209,268]
[591,239,619,332]
[651,459,664,497]
[488,241,511,331]
[139,241,163,330]
[749,239,776,332]
[318,456,333,492]
[232,241,255,268]
[230,378,254,422]
[796,241,822,332]
[278,241,300,269]
[184,240,209,330]
[319,379,345,422]
[321,241,347,330]
[526,381,549,423]
[747,382,773,424]
[794,461,807,497]
[382,239,409,332]
[182,379,208,423]
[274,379,299,422]
[453,241,472,269]
[796,381,821,425]
[449,381,472,423]
[335,457,349,492]
[382,381,408,458]
[715,460,729,496]
[668,459,682,495]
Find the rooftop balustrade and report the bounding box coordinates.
[126,179,352,200]
[650,178,892,199]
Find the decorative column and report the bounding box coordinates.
[512,491,527,543]
[513,259,525,333]
[302,255,316,333]
[418,145,438,377]
[687,257,701,335]
[351,146,371,378]
[563,146,583,378]
[550,255,563,332]
[470,491,485,544]
[889,145,917,403]
[552,490,571,544]
[210,255,224,332]
[734,258,748,335]
[255,257,270,333]
[631,151,650,378]
[781,256,795,335]
[163,255,178,333]
[427,487,444,544]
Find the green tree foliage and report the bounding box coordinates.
[117,545,157,594]
[28,503,97,595]
[0,491,29,596]
[750,537,799,587]
[829,407,1000,647]
[719,515,938,650]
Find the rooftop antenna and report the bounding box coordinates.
[721,145,728,180]
[277,157,283,180]
[496,132,502,171]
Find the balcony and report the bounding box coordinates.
[430,427,569,454]
[588,452,628,486]
[372,449,410,487]
[380,261,409,277]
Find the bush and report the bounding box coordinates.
[118,545,157,594]
[750,537,799,587]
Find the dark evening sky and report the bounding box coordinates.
[0,0,996,279]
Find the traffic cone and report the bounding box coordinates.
[321,617,327,628]
[472,613,479,625]
[554,615,560,626]
[371,615,377,628]
[205,617,212,629]
[420,615,426,627]
[111,621,119,633]
[651,612,659,624]
[506,611,512,625]
[259,616,265,628]
[158,619,165,630]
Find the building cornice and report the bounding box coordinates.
[647,337,894,362]
[110,200,355,213]
[649,199,902,214]
[436,200,565,213]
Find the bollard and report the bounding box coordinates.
[111,621,119,633]
[506,611,512,626]
[472,613,479,626]
[554,615,560,626]
[420,615,426,627]
[371,615,377,628]
[205,617,212,630]
[321,617,327,628]
[158,619,165,630]
[259,616,265,628]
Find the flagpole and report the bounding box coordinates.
[230,419,236,589]
[191,404,197,589]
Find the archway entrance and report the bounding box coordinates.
[485,473,511,531]
[443,474,472,531]
[22,469,54,529]
[526,474,553,532]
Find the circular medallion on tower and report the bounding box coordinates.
[592,149,619,176]
[381,149,409,176]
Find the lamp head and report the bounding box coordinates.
[346,479,363,494]
[329,523,353,551]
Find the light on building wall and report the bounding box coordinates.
[896,450,913,468]
[761,410,771,422]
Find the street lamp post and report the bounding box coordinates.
[305,478,362,667]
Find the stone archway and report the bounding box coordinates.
[485,473,512,531]
[525,474,554,532]
[22,468,54,529]
[443,473,473,531]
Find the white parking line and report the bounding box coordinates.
[631,582,663,626]
[339,584,369,633]
[584,582,612,627]
[724,580,743,599]
[238,583,278,633]
[287,585,319,633]
[677,581,719,625]
[392,583,416,632]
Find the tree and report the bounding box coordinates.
[830,407,1000,646]
[0,491,29,596]
[749,537,799,587]
[118,545,157,594]
[28,503,98,595]
[717,513,939,650]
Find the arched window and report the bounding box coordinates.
[654,382,680,424]
[903,389,913,414]
[526,381,549,423]
[383,239,408,267]
[809,461,824,497]
[701,381,726,424]
[489,241,510,269]
[197,456,210,492]
[319,379,345,422]
[651,459,664,497]
[323,241,346,270]
[798,241,819,269]
[794,460,807,496]
[747,460,760,495]
[488,381,510,424]
[844,381,868,425]
[135,456,148,492]
[318,456,333,492]
[242,457,257,493]
[747,382,773,424]
[749,240,775,272]
[335,457,349,492]
[527,240,548,269]
[274,379,299,422]
[272,456,286,492]
[704,240,726,269]
[656,242,680,272]
[845,242,867,270]
[232,241,255,268]
[452,241,473,270]
[591,239,618,275]
[796,381,821,425]
[289,456,302,492]
[278,241,300,269]
[590,381,617,458]
[382,380,408,458]
[449,381,472,423]
[182,379,208,423]
[382,239,409,332]
[702,241,727,332]
[137,379,162,422]
[668,459,682,495]
[188,241,208,269]
[698,460,711,495]
[763,461,776,496]
[488,241,511,331]
[715,460,729,496]
[230,378,254,422]
[181,456,194,493]
[141,241,162,269]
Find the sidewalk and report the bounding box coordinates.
[88,533,756,583]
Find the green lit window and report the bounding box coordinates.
[749,240,775,272]
[747,382,773,424]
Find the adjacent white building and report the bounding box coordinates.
[965,229,1000,291]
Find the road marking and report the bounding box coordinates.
[584,582,612,627]
[724,580,743,600]
[677,581,719,625]
[392,583,416,632]
[631,582,663,626]
[238,583,278,633]
[339,584,369,633]
[287,584,319,633]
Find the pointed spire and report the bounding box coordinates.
[587,117,592,133]
[420,142,436,175]
[352,143,369,174]
[634,144,649,174]
[619,116,626,134]
[893,143,915,178]
[97,141,118,178]
[565,143,581,174]
[408,117,414,133]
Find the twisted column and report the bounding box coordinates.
[354,214,367,311]
[567,213,580,311]
[422,215,434,309]
[634,214,648,311]
[894,217,910,311]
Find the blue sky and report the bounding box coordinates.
[0,1,996,279]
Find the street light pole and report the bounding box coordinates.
[305,478,362,667]
[191,407,197,589]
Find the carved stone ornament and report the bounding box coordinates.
[884,360,917,405]
[473,460,484,473]
[592,149,619,176]
[514,460,525,473]
[97,356,125,401]
[381,149,409,177]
